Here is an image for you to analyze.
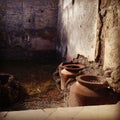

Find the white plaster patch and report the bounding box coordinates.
[59,0,98,61]
[63,0,72,9]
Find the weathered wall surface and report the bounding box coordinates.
[101,0,120,69]
[0,0,58,60]
[57,0,98,61]
[100,0,120,92]
[58,0,120,92]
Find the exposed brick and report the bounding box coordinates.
[0,0,59,60]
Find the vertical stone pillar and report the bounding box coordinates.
[102,0,120,92]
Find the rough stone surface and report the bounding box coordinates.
[103,28,120,69]
[57,0,98,61]
[0,0,58,60]
[0,103,120,120]
[100,0,120,92]
[100,0,120,69]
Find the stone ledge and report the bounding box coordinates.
[0,102,120,120]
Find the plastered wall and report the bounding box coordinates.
[57,0,98,61]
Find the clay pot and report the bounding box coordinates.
[63,64,85,72]
[60,69,76,90]
[0,73,26,108]
[68,75,111,107]
[59,62,85,90]
[58,62,72,76]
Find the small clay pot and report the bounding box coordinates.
[58,62,72,76]
[0,73,26,108]
[63,64,85,72]
[59,62,85,90]
[68,75,111,106]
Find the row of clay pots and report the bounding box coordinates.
[59,62,85,90]
[58,62,119,107]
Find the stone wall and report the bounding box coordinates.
[100,0,120,92]
[0,0,58,60]
[57,0,98,61]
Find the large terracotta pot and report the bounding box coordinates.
[59,62,85,90]
[68,75,112,107]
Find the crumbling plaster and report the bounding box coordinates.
[0,103,120,120]
[57,0,120,92]
[100,0,120,92]
[57,0,98,61]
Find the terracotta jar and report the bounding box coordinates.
[68,75,111,107]
[59,63,85,90]
[58,62,72,76]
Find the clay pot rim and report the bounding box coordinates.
[76,75,104,85]
[63,63,85,71]
[59,62,73,68]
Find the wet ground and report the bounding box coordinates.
[0,61,65,111]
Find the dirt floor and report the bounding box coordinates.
[0,61,65,111]
[0,56,120,111]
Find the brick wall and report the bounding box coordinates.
[0,0,58,61]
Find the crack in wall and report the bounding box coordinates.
[95,0,107,65]
[102,0,120,93]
